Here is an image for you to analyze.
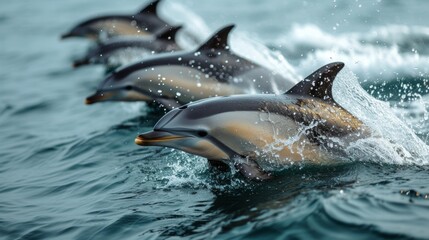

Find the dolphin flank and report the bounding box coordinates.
[85,24,296,109]
[135,62,370,180]
[61,0,170,41]
[73,25,183,68]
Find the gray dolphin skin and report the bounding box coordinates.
[61,0,169,41]
[85,24,296,109]
[73,26,183,68]
[135,62,370,180]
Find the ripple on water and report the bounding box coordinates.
[0,103,12,118]
[11,101,52,116]
[321,190,429,239]
[76,214,155,240]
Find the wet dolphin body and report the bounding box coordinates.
[85,24,296,109]
[73,26,183,68]
[61,0,170,41]
[135,62,370,180]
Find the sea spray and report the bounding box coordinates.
[159,150,248,190]
[334,68,429,164]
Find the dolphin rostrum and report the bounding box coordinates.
[61,0,170,41]
[135,62,370,180]
[85,24,296,109]
[73,25,183,68]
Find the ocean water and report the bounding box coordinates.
[1,0,429,239]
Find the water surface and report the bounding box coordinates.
[1,0,429,239]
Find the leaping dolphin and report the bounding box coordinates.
[61,0,170,41]
[85,24,296,109]
[73,26,183,68]
[135,62,370,180]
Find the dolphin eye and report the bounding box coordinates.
[124,85,133,91]
[197,130,208,137]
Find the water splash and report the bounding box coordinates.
[231,32,301,85]
[160,1,212,49]
[158,150,248,191]
[334,68,429,164]
[119,102,149,114]
[244,68,429,168]
[106,48,152,67]
[392,95,429,138]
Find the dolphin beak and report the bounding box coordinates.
[135,131,186,146]
[61,32,73,40]
[85,91,114,105]
[73,58,90,68]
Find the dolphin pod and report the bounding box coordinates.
[73,25,183,68]
[63,1,374,181]
[85,25,296,109]
[135,62,369,180]
[61,0,169,41]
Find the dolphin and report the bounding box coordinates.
[73,26,183,68]
[61,0,170,41]
[134,62,370,180]
[85,24,296,109]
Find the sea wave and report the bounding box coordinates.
[274,24,429,84]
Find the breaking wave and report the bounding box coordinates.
[275,24,429,87]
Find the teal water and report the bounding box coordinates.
[1,0,429,239]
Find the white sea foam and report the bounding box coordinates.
[275,24,429,84]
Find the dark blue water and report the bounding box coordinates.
[1,0,429,239]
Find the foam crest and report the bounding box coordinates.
[275,24,429,83]
[363,25,429,54]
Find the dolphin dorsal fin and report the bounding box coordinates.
[156,26,182,41]
[139,0,161,15]
[285,62,345,102]
[197,24,235,52]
